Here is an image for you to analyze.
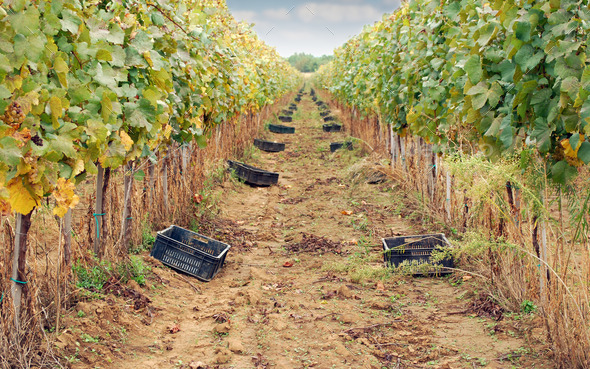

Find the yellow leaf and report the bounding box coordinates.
[4,75,23,92]
[49,96,63,128]
[561,135,584,158]
[53,56,69,88]
[101,93,113,122]
[163,124,173,139]
[52,178,79,218]
[119,130,134,151]
[7,177,40,215]
[71,158,85,177]
[143,51,153,67]
[15,91,39,115]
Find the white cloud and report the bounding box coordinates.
[262,8,293,21]
[231,10,257,22]
[296,2,383,23]
[382,0,401,8]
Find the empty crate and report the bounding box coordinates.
[382,234,454,275]
[151,225,231,282]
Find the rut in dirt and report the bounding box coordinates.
[66,90,552,369]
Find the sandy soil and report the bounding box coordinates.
[57,92,554,369]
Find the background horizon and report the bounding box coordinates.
[225,0,401,57]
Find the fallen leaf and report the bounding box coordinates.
[283,261,294,268]
[376,281,386,291]
[193,193,203,203]
[168,324,181,334]
[342,210,353,215]
[462,275,473,281]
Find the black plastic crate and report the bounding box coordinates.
[269,124,295,134]
[323,116,336,122]
[320,111,331,117]
[278,116,293,123]
[330,141,353,152]
[382,234,454,275]
[281,109,293,116]
[295,97,301,102]
[151,225,231,282]
[323,124,342,132]
[227,160,279,186]
[254,138,285,152]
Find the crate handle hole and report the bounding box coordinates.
[192,235,210,244]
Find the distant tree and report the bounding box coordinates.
[287,53,333,73]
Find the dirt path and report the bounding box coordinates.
[64,93,553,369]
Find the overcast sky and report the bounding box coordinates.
[226,0,401,57]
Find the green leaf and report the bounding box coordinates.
[107,24,125,45]
[578,141,590,164]
[60,10,82,34]
[477,23,497,46]
[555,54,584,79]
[498,60,515,82]
[0,85,11,99]
[195,133,208,148]
[151,13,165,26]
[85,119,109,145]
[464,55,482,84]
[514,44,533,71]
[130,31,153,54]
[514,21,531,42]
[58,162,73,179]
[488,82,503,108]
[561,77,580,100]
[0,137,23,166]
[133,170,145,181]
[466,83,487,96]
[9,7,40,36]
[533,117,553,153]
[46,135,76,160]
[551,160,577,185]
[472,92,488,110]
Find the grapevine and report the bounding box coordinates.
[0,0,299,216]
[317,0,590,184]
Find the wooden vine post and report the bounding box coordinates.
[162,156,169,213]
[93,165,104,256]
[119,162,134,251]
[94,165,111,258]
[62,209,72,266]
[11,211,32,328]
[445,172,452,222]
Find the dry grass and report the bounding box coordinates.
[319,88,590,369]
[0,94,293,368]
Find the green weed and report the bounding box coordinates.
[117,256,151,286]
[72,259,113,290]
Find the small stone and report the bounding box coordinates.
[227,337,245,353]
[214,322,231,334]
[337,285,353,298]
[214,347,232,363]
[340,313,356,324]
